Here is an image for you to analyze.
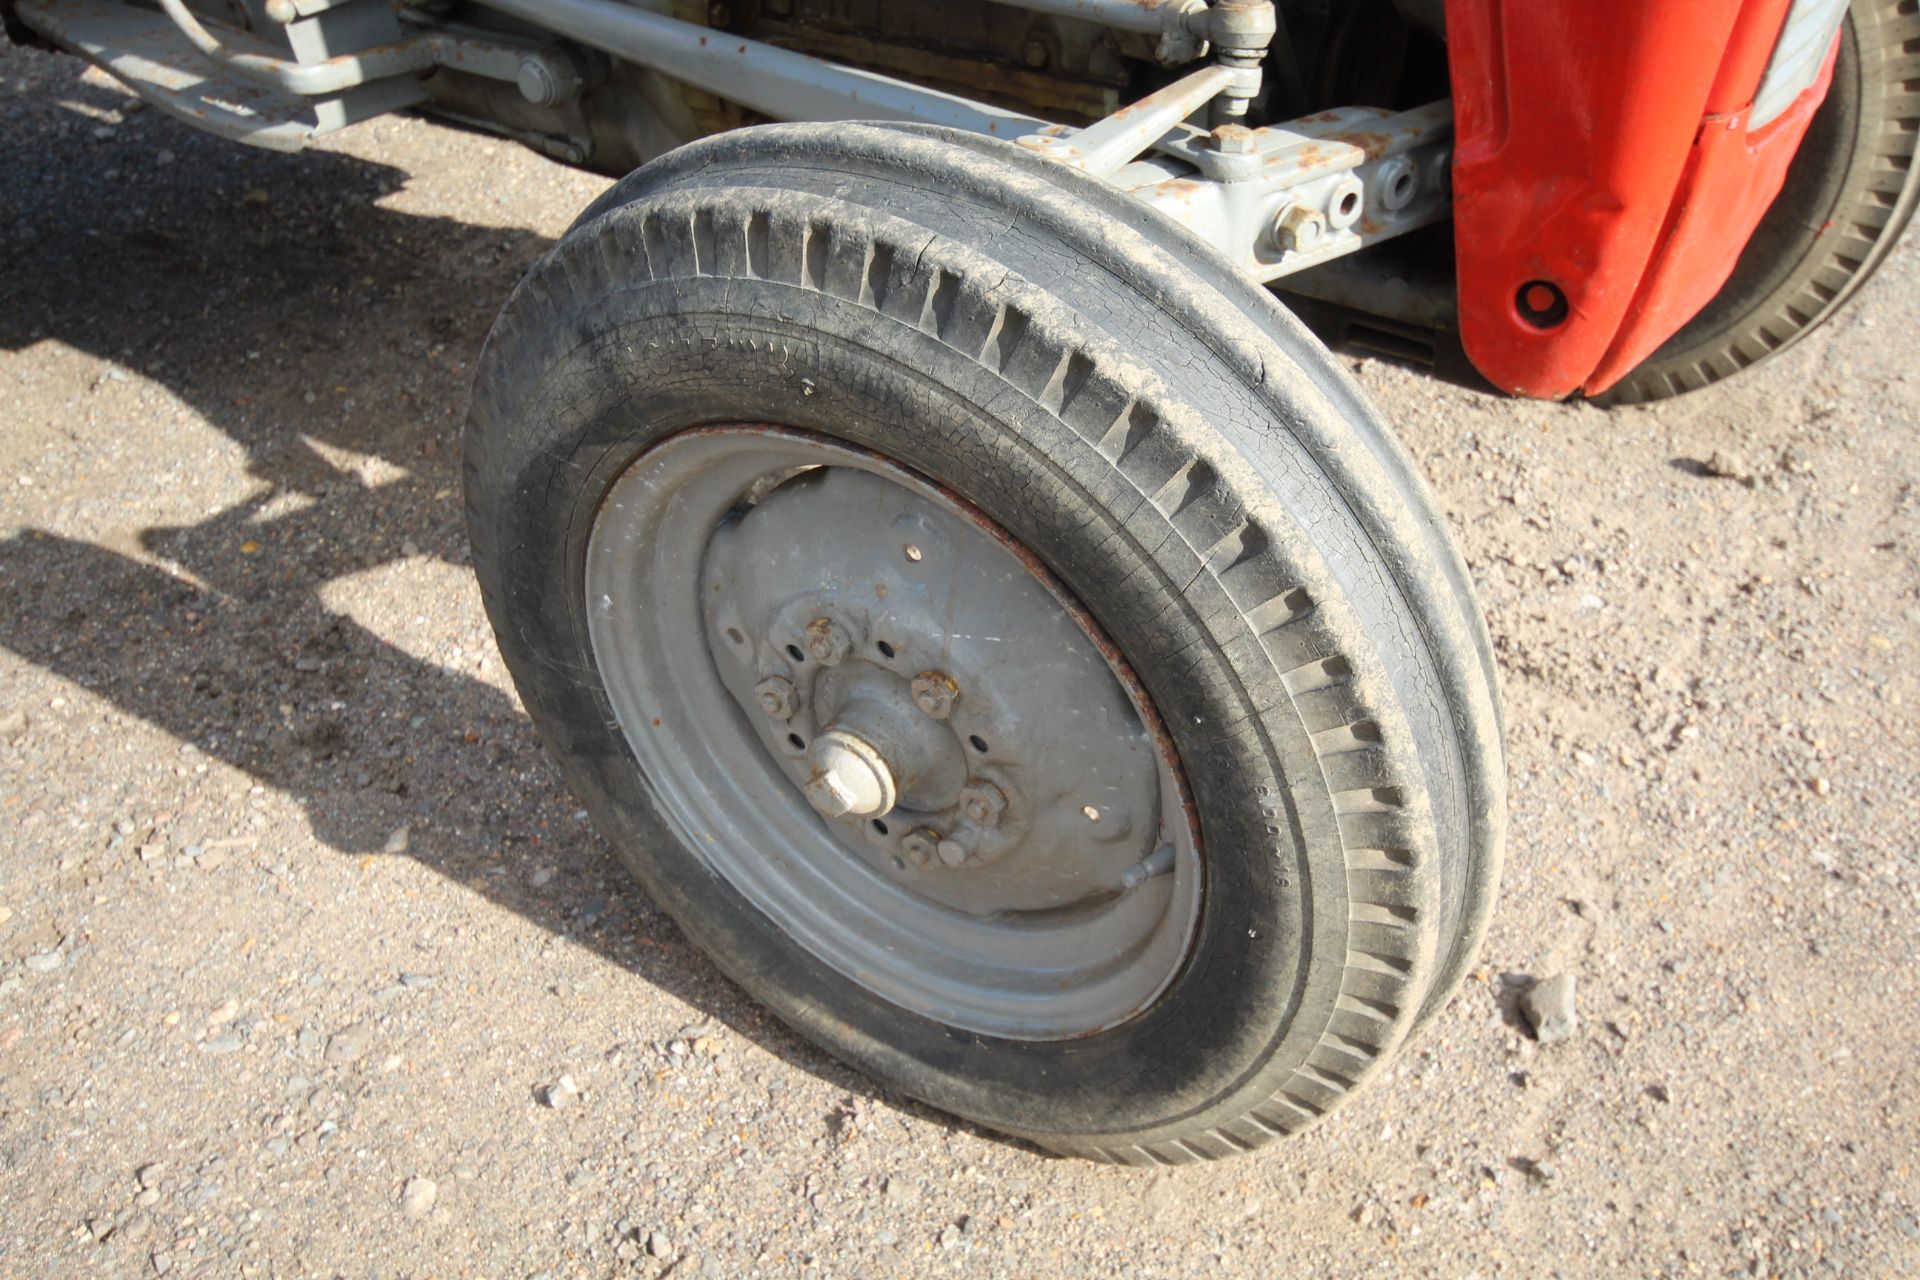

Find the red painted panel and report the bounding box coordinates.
[1446,0,1810,398]
[1585,39,1838,392]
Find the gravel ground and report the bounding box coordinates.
[4,44,1918,1280]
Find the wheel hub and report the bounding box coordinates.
[703,464,1167,915]
[583,426,1201,1039]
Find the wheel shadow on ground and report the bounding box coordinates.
[0,53,1017,1153]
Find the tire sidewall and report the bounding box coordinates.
[481,267,1331,1137]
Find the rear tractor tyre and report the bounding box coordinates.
[1600,0,1920,404]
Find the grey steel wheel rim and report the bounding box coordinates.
[584,426,1203,1040]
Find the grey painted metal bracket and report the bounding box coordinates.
[1120,101,1454,281]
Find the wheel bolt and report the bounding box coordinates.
[960,782,1006,828]
[754,675,798,720]
[936,837,971,867]
[900,828,940,868]
[805,617,852,665]
[910,670,959,719]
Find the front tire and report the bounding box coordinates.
[464,123,1504,1162]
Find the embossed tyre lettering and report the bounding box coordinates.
[464,123,1505,1162]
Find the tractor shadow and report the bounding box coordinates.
[0,52,1009,1151]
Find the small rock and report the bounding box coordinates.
[201,1031,244,1055]
[1810,776,1831,797]
[0,906,12,926]
[150,1251,173,1275]
[539,1075,581,1109]
[528,867,554,889]
[23,951,63,973]
[383,825,411,855]
[0,1026,21,1052]
[646,1230,672,1259]
[400,1176,437,1218]
[398,972,435,990]
[135,1163,164,1190]
[0,709,28,742]
[324,1022,373,1065]
[1699,451,1756,486]
[1521,974,1577,1044]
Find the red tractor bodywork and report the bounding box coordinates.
[1446,0,1838,398]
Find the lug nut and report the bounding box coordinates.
[960,782,1006,828]
[754,675,798,720]
[804,616,853,665]
[910,670,959,719]
[936,837,972,867]
[900,828,940,868]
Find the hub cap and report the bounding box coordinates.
[584,427,1201,1040]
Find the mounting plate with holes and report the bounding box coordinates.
[587,427,1201,1039]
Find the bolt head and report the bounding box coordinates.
[960,782,1006,828]
[1022,37,1050,67]
[910,670,959,719]
[900,828,940,868]
[1211,124,1259,156]
[754,675,798,720]
[804,617,853,665]
[1272,204,1326,254]
[936,838,970,867]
